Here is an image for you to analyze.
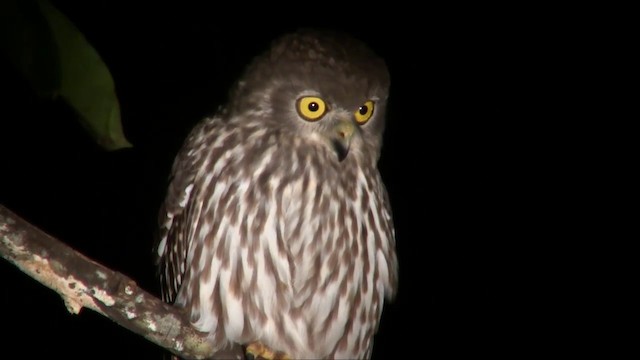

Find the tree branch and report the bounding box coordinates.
[0,204,243,360]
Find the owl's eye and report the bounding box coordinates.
[355,100,375,124]
[297,96,327,121]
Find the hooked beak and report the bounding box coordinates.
[331,120,355,162]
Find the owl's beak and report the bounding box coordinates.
[331,120,355,162]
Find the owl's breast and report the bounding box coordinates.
[265,146,393,357]
[192,122,394,357]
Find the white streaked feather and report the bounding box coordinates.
[376,249,391,296]
[219,254,244,340]
[178,183,194,207]
[156,237,167,257]
[331,297,353,359]
[185,209,201,267]
[264,203,292,287]
[240,246,252,291]
[192,256,221,330]
[202,172,215,192]
[256,213,278,311]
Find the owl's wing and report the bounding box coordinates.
[155,120,209,304]
[155,116,249,357]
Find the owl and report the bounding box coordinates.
[156,29,398,359]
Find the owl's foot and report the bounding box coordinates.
[245,342,290,360]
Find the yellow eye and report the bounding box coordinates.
[297,96,327,121]
[355,100,375,124]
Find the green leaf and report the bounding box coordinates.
[0,0,132,150]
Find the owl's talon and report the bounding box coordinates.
[245,342,290,360]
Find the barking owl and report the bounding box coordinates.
[156,29,398,359]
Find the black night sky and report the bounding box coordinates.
[1,2,570,359]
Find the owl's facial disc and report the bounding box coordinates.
[295,94,370,162]
[331,120,355,162]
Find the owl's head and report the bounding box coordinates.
[227,29,390,164]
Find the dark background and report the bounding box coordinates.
[1,2,569,358]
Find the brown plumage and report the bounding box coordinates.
[156,29,398,359]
